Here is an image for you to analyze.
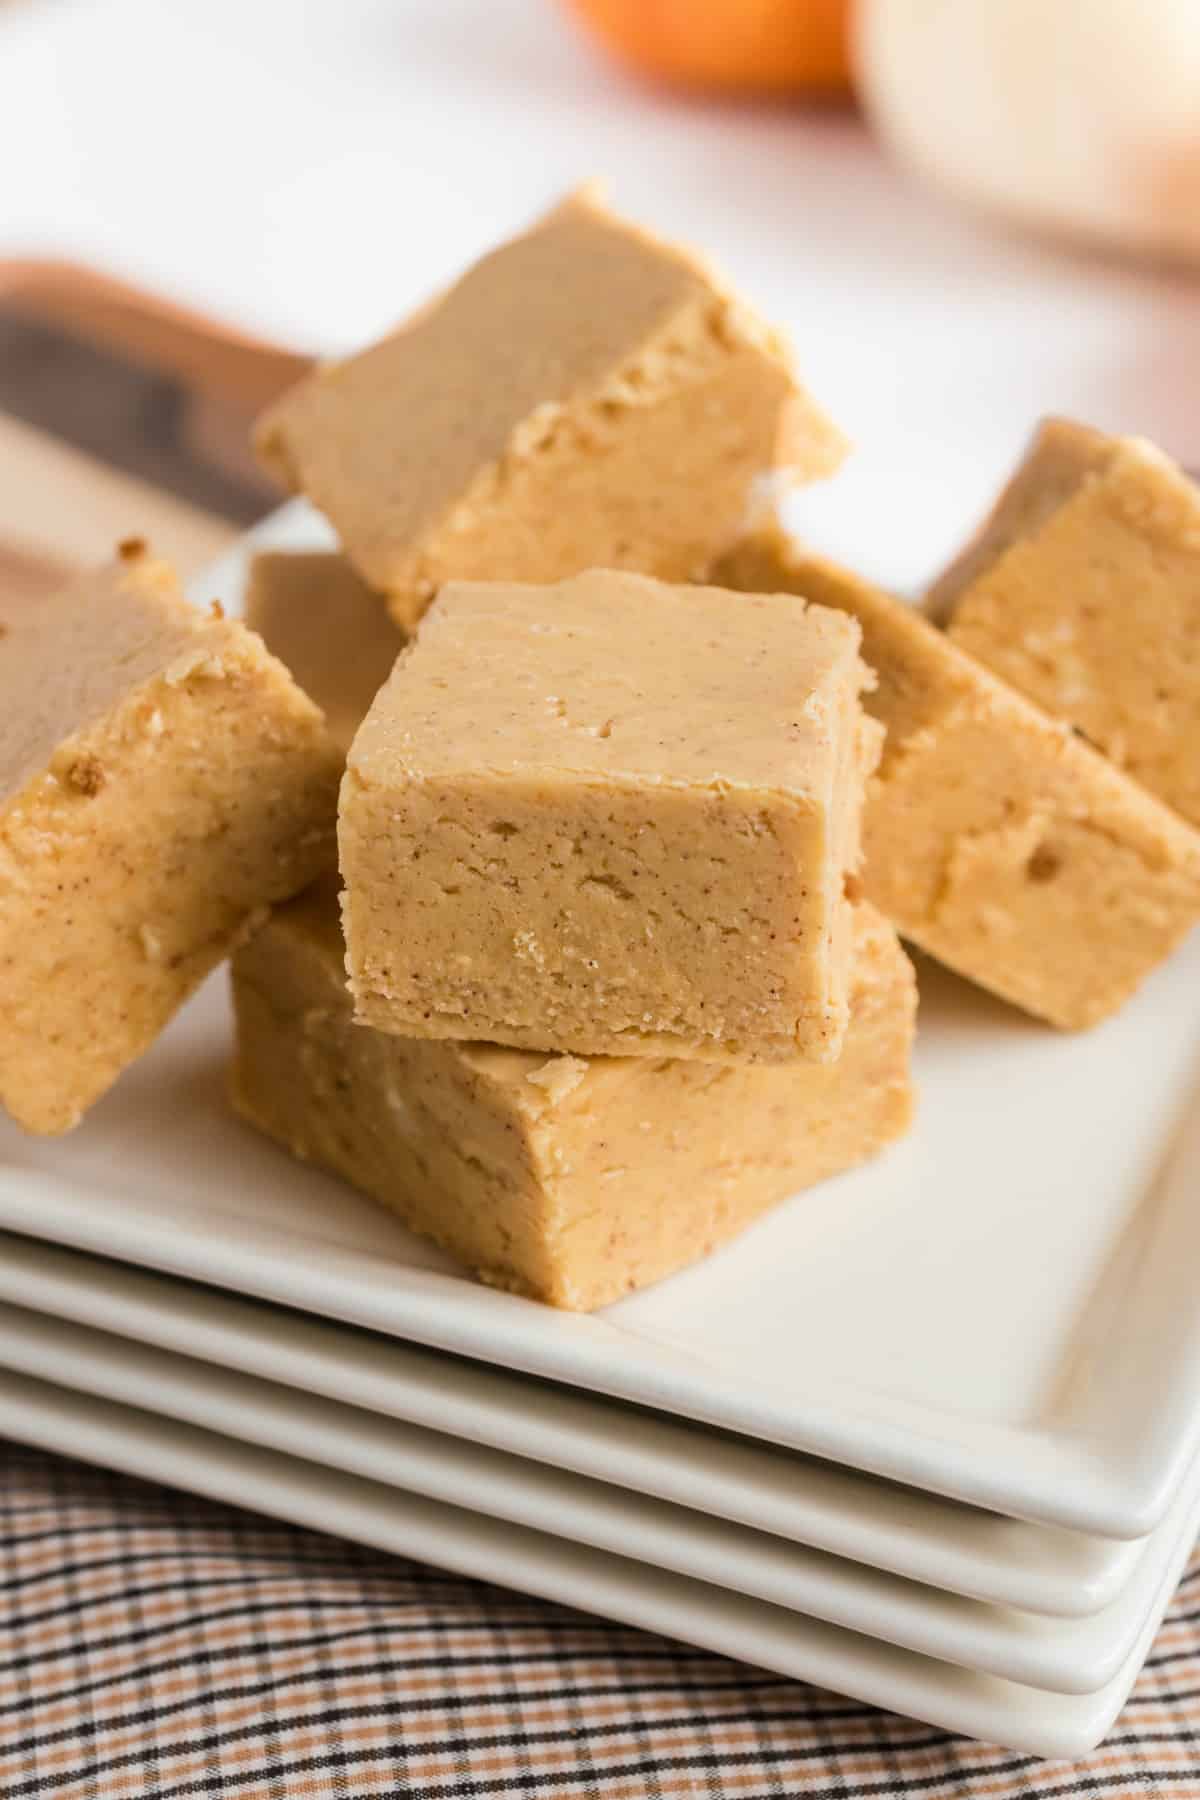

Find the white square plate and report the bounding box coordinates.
[0,1232,1143,1621]
[2,504,1199,1539]
[0,1297,1193,1697]
[2,1360,1198,1758]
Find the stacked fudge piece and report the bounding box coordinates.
[234,572,915,1307]
[230,189,919,1308]
[337,573,880,1065]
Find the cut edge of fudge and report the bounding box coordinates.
[714,524,1200,1032]
[254,185,848,629]
[338,570,880,1066]
[229,880,916,1311]
[925,416,1116,622]
[0,545,342,1135]
[931,423,1200,829]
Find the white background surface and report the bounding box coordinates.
[2,0,1199,587]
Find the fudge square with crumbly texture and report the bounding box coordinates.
[230,882,915,1311]
[0,545,342,1135]
[716,528,1200,1031]
[929,417,1200,830]
[339,570,879,1065]
[255,186,846,631]
[245,551,406,758]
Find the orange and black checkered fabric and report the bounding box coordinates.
[3,1441,1200,1799]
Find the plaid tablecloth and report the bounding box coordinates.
[3,1440,1199,1800]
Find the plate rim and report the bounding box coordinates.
[1,1162,1192,1541]
[0,1229,1144,1621]
[0,1360,1194,1760]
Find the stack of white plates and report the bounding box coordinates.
[2,507,1200,1759]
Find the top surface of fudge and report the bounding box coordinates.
[928,418,1200,829]
[350,569,865,796]
[1,545,202,804]
[258,188,795,563]
[255,187,845,624]
[925,418,1115,621]
[245,551,406,757]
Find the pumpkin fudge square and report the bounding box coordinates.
[0,545,341,1135]
[339,569,881,1065]
[929,417,1200,830]
[716,527,1200,1030]
[230,884,915,1311]
[255,186,846,630]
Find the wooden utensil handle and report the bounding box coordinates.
[0,258,313,416]
[0,260,310,587]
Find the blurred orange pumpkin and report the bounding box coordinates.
[564,0,852,95]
